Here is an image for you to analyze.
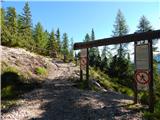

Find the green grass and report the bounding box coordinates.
[1,64,42,111]
[143,100,160,120]
[90,67,134,96]
[35,67,47,76]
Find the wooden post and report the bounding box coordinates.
[86,48,89,85]
[80,69,83,81]
[134,41,138,104]
[148,39,154,113]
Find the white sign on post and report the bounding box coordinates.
[135,44,150,70]
[80,49,87,70]
[135,44,150,90]
[80,49,87,58]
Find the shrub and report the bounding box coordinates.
[35,67,47,76]
[1,85,15,98]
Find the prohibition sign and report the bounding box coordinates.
[135,71,150,84]
[80,57,87,66]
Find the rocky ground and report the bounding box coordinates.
[1,46,144,120]
[1,64,143,120]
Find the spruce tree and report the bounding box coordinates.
[49,30,58,57]
[136,15,152,44]
[112,9,129,58]
[109,9,132,85]
[89,29,99,67]
[55,28,61,53]
[62,33,69,62]
[33,22,47,54]
[100,56,108,72]
[101,46,107,60]
[1,8,9,46]
[84,33,90,42]
[4,7,18,46]
[137,15,152,32]
[20,2,33,49]
[0,8,5,28]
[69,38,74,59]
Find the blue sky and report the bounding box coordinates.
[2,1,160,43]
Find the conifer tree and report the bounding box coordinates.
[109,9,132,85]
[89,29,99,67]
[136,15,152,44]
[49,30,58,57]
[33,22,47,54]
[84,33,90,42]
[20,2,33,49]
[55,28,61,53]
[112,9,129,58]
[137,15,152,32]
[69,38,74,59]
[62,33,69,62]
[101,46,107,60]
[1,8,9,46]
[4,7,18,46]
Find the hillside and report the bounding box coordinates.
[1,46,145,120]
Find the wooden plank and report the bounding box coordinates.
[74,30,160,50]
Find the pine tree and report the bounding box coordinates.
[137,16,152,32]
[33,22,47,54]
[1,8,10,46]
[55,28,61,53]
[17,15,25,47]
[69,38,74,59]
[100,56,108,72]
[136,15,152,44]
[48,30,58,57]
[43,30,50,55]
[84,33,90,42]
[62,33,69,62]
[90,29,99,56]
[0,8,5,27]
[112,9,129,58]
[89,29,99,67]
[109,9,133,85]
[4,7,18,46]
[101,46,107,60]
[20,2,33,49]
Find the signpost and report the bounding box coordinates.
[80,49,87,70]
[80,49,89,83]
[135,44,150,90]
[135,41,154,112]
[74,30,160,113]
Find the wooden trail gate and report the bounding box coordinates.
[74,30,160,113]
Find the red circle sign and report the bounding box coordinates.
[135,70,150,84]
[81,57,87,66]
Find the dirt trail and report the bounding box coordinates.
[1,61,143,120]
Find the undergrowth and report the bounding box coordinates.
[1,63,42,112]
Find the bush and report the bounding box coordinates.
[1,85,15,98]
[35,67,47,76]
[1,65,41,100]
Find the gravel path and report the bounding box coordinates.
[1,62,143,120]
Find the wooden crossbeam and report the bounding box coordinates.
[74,30,160,50]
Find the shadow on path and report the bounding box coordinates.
[26,78,142,120]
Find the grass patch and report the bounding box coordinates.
[35,67,47,76]
[90,67,134,96]
[1,64,42,112]
[143,101,160,120]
